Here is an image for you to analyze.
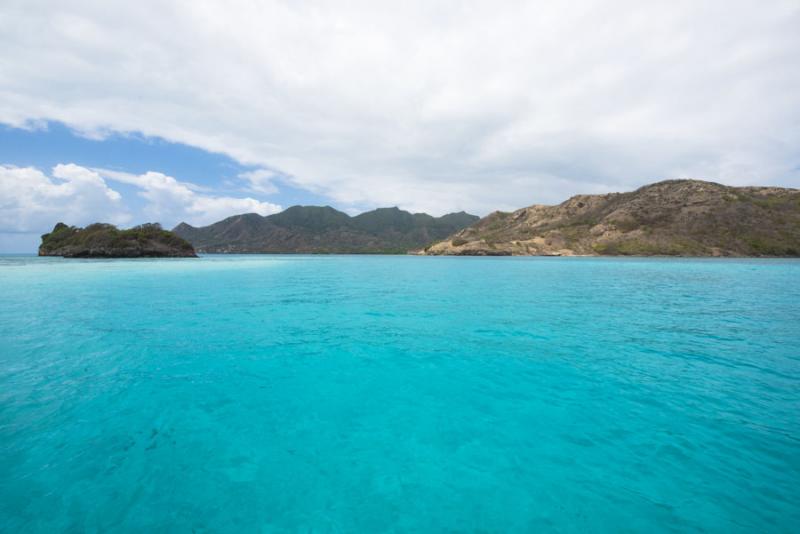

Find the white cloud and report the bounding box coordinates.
[238,169,280,195]
[0,1,799,214]
[0,162,282,245]
[95,168,282,227]
[0,163,129,233]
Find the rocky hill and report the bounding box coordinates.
[173,206,479,254]
[39,223,197,258]
[423,180,800,256]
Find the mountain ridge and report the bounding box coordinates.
[173,205,479,253]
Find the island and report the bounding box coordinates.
[39,222,197,258]
[423,179,800,257]
[172,206,479,254]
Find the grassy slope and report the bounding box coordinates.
[427,180,800,256]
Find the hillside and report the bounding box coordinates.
[39,223,197,258]
[173,206,479,253]
[423,180,800,256]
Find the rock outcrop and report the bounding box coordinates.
[424,180,800,257]
[39,223,197,258]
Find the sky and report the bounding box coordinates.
[1,0,799,252]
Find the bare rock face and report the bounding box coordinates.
[424,180,800,257]
[39,223,197,258]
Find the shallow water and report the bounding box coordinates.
[1,255,798,532]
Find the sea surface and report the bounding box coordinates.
[1,255,799,532]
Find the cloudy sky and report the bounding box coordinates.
[1,0,799,251]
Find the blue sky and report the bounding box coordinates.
[0,122,332,252]
[1,1,799,252]
[0,121,330,207]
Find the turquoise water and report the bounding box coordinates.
[1,255,799,532]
